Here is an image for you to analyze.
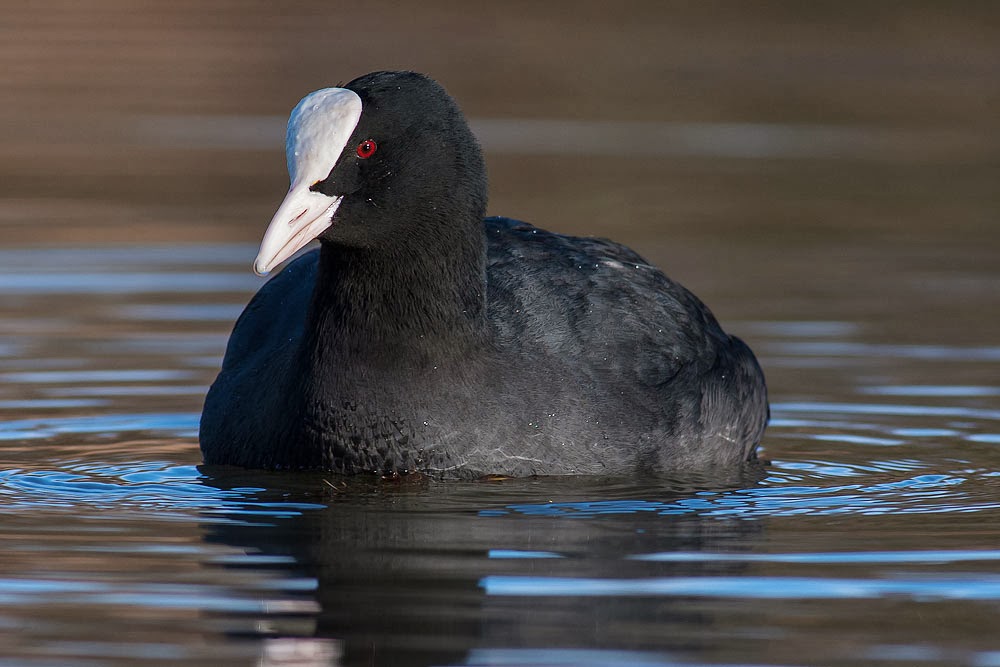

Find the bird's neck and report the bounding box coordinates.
[302,224,488,368]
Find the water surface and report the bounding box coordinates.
[1,229,998,666]
[2,3,1000,666]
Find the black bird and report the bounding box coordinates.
[200,71,768,478]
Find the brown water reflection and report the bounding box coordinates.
[3,3,998,342]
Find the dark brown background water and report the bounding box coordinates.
[1,3,999,666]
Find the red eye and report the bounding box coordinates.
[357,139,377,159]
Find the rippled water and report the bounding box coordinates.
[3,3,1000,665]
[1,239,998,666]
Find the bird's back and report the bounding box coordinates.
[482,217,767,470]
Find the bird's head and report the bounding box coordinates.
[254,71,486,276]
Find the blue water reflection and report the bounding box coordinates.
[481,574,1000,600]
[0,243,998,666]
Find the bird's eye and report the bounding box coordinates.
[356,139,377,159]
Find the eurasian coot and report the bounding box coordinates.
[200,71,768,478]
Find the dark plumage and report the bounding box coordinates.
[200,71,768,478]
